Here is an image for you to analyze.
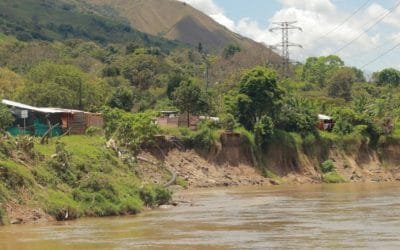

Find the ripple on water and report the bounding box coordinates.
[1,183,400,249]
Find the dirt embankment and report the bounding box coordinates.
[138,133,272,188]
[139,133,400,188]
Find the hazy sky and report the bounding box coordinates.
[179,0,400,72]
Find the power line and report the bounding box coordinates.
[314,0,371,43]
[269,21,302,77]
[342,39,392,60]
[361,42,400,69]
[333,0,400,54]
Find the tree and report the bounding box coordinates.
[17,63,107,110]
[375,68,400,86]
[122,53,162,90]
[350,67,366,82]
[254,115,274,147]
[327,67,355,101]
[108,87,134,111]
[236,66,283,130]
[172,79,210,127]
[167,70,186,99]
[223,44,241,59]
[0,104,14,132]
[0,67,24,99]
[302,55,344,87]
[276,97,318,135]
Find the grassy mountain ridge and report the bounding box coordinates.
[0,0,180,49]
[82,0,281,61]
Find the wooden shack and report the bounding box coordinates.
[317,114,334,131]
[2,99,103,136]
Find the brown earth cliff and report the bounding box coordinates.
[138,133,400,188]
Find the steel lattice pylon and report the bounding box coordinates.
[270,21,302,77]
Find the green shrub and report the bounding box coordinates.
[322,172,345,183]
[118,197,142,215]
[0,160,35,188]
[176,176,188,189]
[85,126,103,136]
[320,160,335,173]
[180,125,217,151]
[43,190,81,221]
[254,115,274,147]
[234,127,255,149]
[221,113,236,131]
[0,206,7,225]
[139,184,171,207]
[0,104,14,131]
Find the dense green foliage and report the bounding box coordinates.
[375,68,400,86]
[102,108,160,153]
[0,104,13,131]
[234,67,283,130]
[172,79,210,127]
[0,135,170,222]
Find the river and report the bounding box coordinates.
[1,183,400,249]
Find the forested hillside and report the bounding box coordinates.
[0,0,179,48]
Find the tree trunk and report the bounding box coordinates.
[187,112,190,128]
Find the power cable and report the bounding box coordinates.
[333,0,400,54]
[314,0,371,43]
[360,42,400,69]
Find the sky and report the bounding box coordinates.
[178,0,400,73]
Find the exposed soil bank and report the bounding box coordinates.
[139,133,400,188]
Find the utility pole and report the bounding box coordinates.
[269,21,302,77]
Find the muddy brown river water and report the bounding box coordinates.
[1,183,400,249]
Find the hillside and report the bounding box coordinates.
[82,0,281,63]
[0,0,179,49]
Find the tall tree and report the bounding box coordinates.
[236,66,283,130]
[0,67,24,99]
[375,68,400,86]
[172,79,210,127]
[18,62,108,110]
[302,55,344,87]
[327,67,355,101]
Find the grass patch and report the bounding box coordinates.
[176,176,188,189]
[139,184,171,208]
[0,135,172,222]
[322,171,346,183]
[0,159,35,189]
[41,190,81,221]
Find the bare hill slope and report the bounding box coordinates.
[82,0,281,64]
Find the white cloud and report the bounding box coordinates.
[179,0,400,70]
[178,0,236,30]
[279,0,336,13]
[366,3,400,28]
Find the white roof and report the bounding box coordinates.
[318,114,332,120]
[1,99,82,114]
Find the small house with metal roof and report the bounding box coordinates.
[1,99,103,136]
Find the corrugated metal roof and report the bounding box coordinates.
[1,99,82,114]
[318,114,332,120]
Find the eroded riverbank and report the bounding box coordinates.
[1,182,400,249]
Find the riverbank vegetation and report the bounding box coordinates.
[0,134,171,224]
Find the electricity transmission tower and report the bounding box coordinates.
[269,21,302,77]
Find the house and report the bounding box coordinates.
[156,111,180,127]
[317,114,334,131]
[2,99,103,136]
[156,111,219,129]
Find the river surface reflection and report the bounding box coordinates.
[1,183,400,249]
